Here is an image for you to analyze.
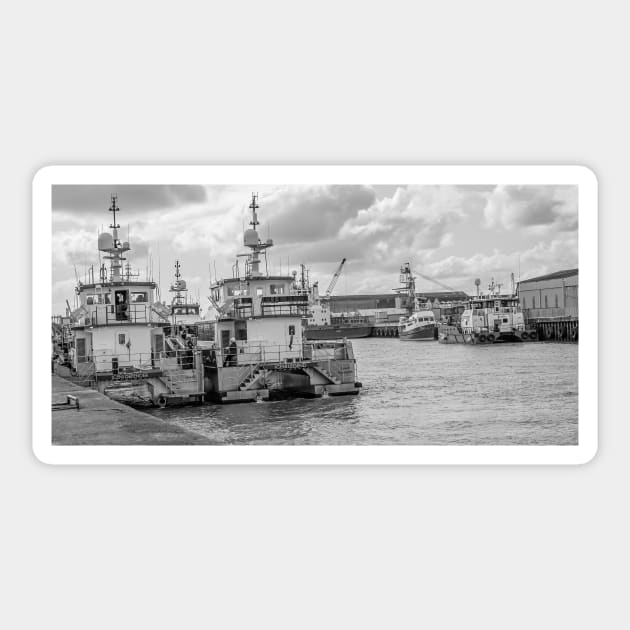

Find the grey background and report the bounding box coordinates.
[4,1,625,629]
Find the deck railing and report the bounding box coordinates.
[84,348,199,375]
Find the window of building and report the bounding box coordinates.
[270,284,285,295]
[555,294,559,308]
[118,334,126,344]
[256,287,263,297]
[131,292,148,303]
[545,295,548,308]
[532,297,536,309]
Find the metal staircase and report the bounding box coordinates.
[238,365,267,391]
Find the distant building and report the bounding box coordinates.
[329,291,469,314]
[329,291,470,323]
[517,268,578,321]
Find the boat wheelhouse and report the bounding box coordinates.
[205,194,362,402]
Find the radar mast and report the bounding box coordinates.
[98,194,131,282]
[243,192,273,278]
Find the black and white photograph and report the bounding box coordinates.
[9,3,627,629]
[40,166,594,462]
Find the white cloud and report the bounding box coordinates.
[483,185,578,231]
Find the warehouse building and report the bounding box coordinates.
[517,268,578,341]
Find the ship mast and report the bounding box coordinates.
[243,193,273,278]
[170,259,187,306]
[99,194,131,282]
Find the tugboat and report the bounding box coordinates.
[396,263,437,341]
[204,194,362,402]
[438,278,539,344]
[56,195,205,407]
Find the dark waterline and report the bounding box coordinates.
[145,338,578,445]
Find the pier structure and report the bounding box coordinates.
[51,375,211,445]
[518,269,578,342]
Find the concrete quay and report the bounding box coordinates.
[51,375,212,445]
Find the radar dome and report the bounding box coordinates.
[173,280,187,291]
[244,229,259,247]
[98,232,114,251]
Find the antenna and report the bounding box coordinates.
[157,242,161,299]
[249,193,259,228]
[109,194,119,232]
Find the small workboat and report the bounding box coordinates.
[398,309,436,341]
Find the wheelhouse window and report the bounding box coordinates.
[270,284,285,295]
[86,294,109,305]
[131,292,148,303]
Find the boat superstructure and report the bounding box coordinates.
[396,263,437,341]
[438,279,539,344]
[205,194,362,402]
[168,260,202,327]
[56,195,204,406]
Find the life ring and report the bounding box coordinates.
[478,334,487,343]
[487,333,495,342]
[529,331,538,341]
[155,395,168,408]
[520,332,529,340]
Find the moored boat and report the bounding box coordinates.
[204,194,362,402]
[395,263,437,341]
[438,279,539,344]
[55,195,205,407]
[398,310,436,340]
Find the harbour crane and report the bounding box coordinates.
[324,258,347,298]
[413,269,458,293]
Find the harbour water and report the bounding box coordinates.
[145,339,578,445]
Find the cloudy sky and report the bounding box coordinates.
[52,184,578,315]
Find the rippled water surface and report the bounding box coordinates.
[146,339,578,445]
